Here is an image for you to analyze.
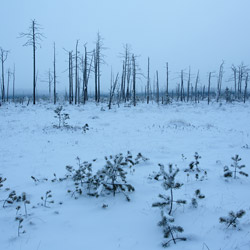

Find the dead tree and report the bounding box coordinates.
[75,40,79,105]
[82,45,93,104]
[156,70,159,104]
[68,51,73,104]
[208,72,212,105]
[53,42,57,104]
[94,33,105,103]
[0,47,9,102]
[7,69,11,102]
[147,57,150,104]
[180,70,184,102]
[108,71,119,109]
[19,19,45,104]
[216,61,224,102]
[166,62,169,100]
[187,67,191,102]
[195,70,199,103]
[231,65,237,99]
[244,73,248,103]
[132,54,136,106]
[12,64,15,102]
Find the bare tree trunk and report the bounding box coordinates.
[147,57,150,104]
[32,21,36,104]
[12,64,15,102]
[75,40,79,105]
[187,67,190,102]
[195,71,199,103]
[53,42,56,104]
[208,72,211,105]
[244,73,248,103]
[217,61,224,102]
[7,69,10,102]
[166,62,169,100]
[132,54,136,106]
[156,70,159,105]
[180,70,184,102]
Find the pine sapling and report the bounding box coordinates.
[82,124,89,133]
[15,216,25,237]
[224,155,248,179]
[41,190,54,207]
[2,190,21,208]
[95,154,135,201]
[22,192,30,217]
[191,189,205,208]
[0,175,6,189]
[158,211,186,247]
[184,152,207,181]
[152,164,186,215]
[219,210,246,228]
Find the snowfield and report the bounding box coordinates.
[0,101,250,250]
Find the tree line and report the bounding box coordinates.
[0,19,249,107]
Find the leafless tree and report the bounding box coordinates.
[12,64,15,102]
[195,70,199,103]
[94,32,105,102]
[147,57,150,104]
[187,67,191,102]
[244,73,248,103]
[0,47,9,102]
[53,42,57,104]
[7,69,11,102]
[19,19,45,104]
[216,61,224,102]
[108,71,119,109]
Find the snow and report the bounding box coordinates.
[0,101,250,250]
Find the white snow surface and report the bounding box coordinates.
[0,101,250,250]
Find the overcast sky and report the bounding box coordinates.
[1,0,250,95]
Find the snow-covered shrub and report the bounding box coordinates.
[94,154,135,201]
[152,164,186,215]
[191,189,205,208]
[223,155,248,179]
[21,192,30,217]
[2,190,21,208]
[125,151,149,173]
[0,175,6,189]
[15,216,25,237]
[54,106,70,128]
[184,152,207,181]
[31,176,48,183]
[40,190,54,208]
[66,158,97,197]
[219,210,246,228]
[158,211,186,248]
[82,124,89,133]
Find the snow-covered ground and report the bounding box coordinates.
[0,101,250,250]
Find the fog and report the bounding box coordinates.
[1,0,250,95]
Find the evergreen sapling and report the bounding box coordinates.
[158,210,186,247]
[219,210,246,228]
[152,164,186,215]
[224,155,248,179]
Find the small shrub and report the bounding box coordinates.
[152,164,186,215]
[41,190,54,208]
[158,211,186,247]
[54,106,70,128]
[224,155,248,179]
[15,216,25,237]
[0,175,6,189]
[191,189,205,208]
[94,154,135,201]
[219,210,246,228]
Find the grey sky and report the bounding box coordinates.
[1,0,250,95]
